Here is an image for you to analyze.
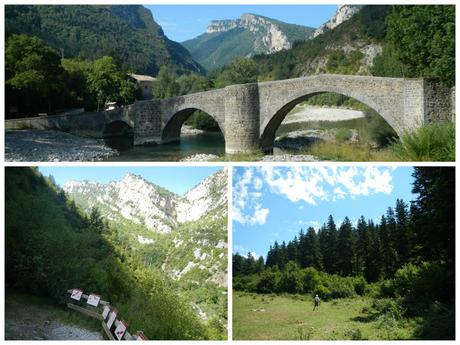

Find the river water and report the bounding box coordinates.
[104,131,225,161]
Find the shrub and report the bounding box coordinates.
[322,274,356,299]
[301,267,321,293]
[334,128,352,142]
[352,276,367,296]
[390,122,455,161]
[280,262,303,293]
[256,268,281,293]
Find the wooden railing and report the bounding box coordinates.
[66,289,147,340]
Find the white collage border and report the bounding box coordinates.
[0,0,458,344]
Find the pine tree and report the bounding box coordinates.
[279,241,288,270]
[336,217,356,276]
[379,215,398,278]
[366,220,382,282]
[386,206,400,267]
[232,253,244,276]
[306,227,323,270]
[355,216,370,276]
[395,198,411,264]
[265,245,275,268]
[319,215,338,274]
[286,236,298,264]
[411,167,455,265]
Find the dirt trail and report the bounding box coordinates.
[5,319,103,340]
[5,292,103,340]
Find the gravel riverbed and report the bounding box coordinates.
[5,130,118,162]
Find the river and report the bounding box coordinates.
[104,131,225,161]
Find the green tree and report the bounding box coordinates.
[411,167,455,266]
[319,215,338,274]
[86,56,120,111]
[366,219,382,282]
[336,217,356,276]
[214,57,258,88]
[355,216,370,276]
[383,5,455,86]
[152,67,180,99]
[5,34,66,115]
[394,199,411,265]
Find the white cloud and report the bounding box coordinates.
[249,204,269,225]
[233,168,269,226]
[308,221,321,230]
[233,167,394,227]
[261,166,393,205]
[248,252,258,260]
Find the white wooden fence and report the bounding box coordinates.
[66,289,148,340]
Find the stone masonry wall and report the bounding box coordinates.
[423,80,454,123]
[224,84,260,153]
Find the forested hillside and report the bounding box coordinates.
[5,168,226,339]
[5,5,203,76]
[233,167,454,339]
[182,13,314,70]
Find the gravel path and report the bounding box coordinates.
[5,130,118,162]
[5,319,103,340]
[285,105,364,124]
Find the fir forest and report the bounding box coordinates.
[233,167,454,340]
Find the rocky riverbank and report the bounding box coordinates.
[5,130,118,162]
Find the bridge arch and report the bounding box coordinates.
[161,106,225,143]
[259,84,401,151]
[103,120,133,137]
[102,120,134,149]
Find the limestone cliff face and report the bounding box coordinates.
[63,168,227,233]
[183,13,314,70]
[313,5,361,38]
[207,14,291,53]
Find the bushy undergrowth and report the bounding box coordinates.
[233,263,367,300]
[366,261,454,339]
[5,168,216,339]
[390,122,455,161]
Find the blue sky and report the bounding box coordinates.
[233,166,416,259]
[38,166,222,196]
[146,5,338,42]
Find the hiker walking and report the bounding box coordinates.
[313,294,321,311]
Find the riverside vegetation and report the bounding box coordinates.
[5,5,455,161]
[5,168,227,339]
[151,5,455,161]
[233,167,454,340]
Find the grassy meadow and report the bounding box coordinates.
[233,291,420,340]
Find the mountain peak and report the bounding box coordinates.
[187,13,314,70]
[313,5,361,38]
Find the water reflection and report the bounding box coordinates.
[104,131,225,161]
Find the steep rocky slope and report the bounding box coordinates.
[182,13,314,70]
[313,5,362,37]
[64,169,228,291]
[251,5,390,79]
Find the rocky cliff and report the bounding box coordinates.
[313,5,362,38]
[182,13,314,70]
[64,169,227,233]
[63,169,228,293]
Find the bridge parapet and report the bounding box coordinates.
[6,74,453,155]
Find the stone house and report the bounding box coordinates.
[130,74,156,100]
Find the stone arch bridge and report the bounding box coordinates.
[6,74,453,153]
